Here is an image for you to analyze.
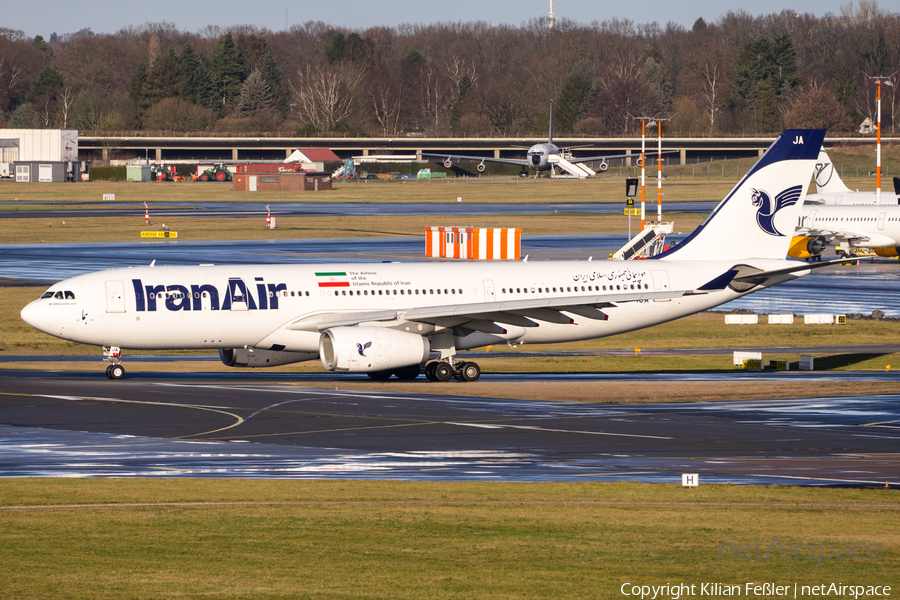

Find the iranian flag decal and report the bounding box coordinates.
[316,272,350,287]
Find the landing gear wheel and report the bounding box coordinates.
[433,362,453,382]
[459,361,481,382]
[109,364,125,380]
[394,365,420,380]
[367,370,392,381]
[425,362,438,381]
[106,365,114,379]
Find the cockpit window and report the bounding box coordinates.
[54,291,64,299]
[65,291,75,299]
[41,291,54,299]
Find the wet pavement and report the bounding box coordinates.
[0,372,897,485]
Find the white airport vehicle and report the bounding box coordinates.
[21,129,831,382]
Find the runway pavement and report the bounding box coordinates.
[1,370,897,485]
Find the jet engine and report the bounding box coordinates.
[874,247,900,257]
[477,161,486,173]
[597,161,609,172]
[443,159,453,169]
[319,327,430,373]
[787,236,825,259]
[219,348,317,368]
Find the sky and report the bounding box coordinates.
[4,0,865,39]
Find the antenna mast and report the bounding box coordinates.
[548,0,556,30]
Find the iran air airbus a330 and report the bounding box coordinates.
[22,129,831,382]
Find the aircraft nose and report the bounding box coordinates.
[19,302,38,328]
[20,301,48,331]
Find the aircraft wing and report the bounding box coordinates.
[420,152,530,167]
[308,290,687,333]
[795,226,896,247]
[568,150,679,165]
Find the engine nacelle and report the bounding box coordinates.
[443,159,453,169]
[319,327,430,373]
[787,236,825,259]
[875,247,900,257]
[597,161,609,172]
[476,162,486,172]
[219,348,317,368]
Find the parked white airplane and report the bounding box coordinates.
[22,129,831,382]
[786,149,900,260]
[794,203,900,258]
[806,149,900,205]
[421,102,670,177]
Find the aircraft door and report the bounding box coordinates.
[105,280,126,313]
[483,280,496,301]
[878,212,886,230]
[800,209,817,229]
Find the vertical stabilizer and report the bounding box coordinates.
[657,129,826,262]
[814,149,852,193]
[548,100,554,144]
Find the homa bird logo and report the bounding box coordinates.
[357,341,373,357]
[751,185,803,236]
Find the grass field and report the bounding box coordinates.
[1,480,896,599]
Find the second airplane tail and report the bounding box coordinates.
[814,149,853,194]
[657,129,826,263]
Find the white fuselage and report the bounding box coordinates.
[21,258,772,355]
[799,204,900,248]
[527,143,558,170]
[806,191,900,206]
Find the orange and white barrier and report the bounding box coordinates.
[425,227,521,260]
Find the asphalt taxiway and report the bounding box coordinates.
[1,370,897,485]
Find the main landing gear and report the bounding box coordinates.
[103,346,125,380]
[424,360,481,382]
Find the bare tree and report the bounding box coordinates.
[58,85,75,128]
[418,62,456,133]
[289,63,364,130]
[368,74,403,135]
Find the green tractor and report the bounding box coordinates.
[150,164,177,181]
[194,163,232,182]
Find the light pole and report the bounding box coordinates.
[869,76,894,205]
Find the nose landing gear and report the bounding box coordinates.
[103,346,125,380]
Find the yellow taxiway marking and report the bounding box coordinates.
[861,419,900,427]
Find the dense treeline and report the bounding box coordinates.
[1,1,899,137]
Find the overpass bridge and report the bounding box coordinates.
[77,134,892,166]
